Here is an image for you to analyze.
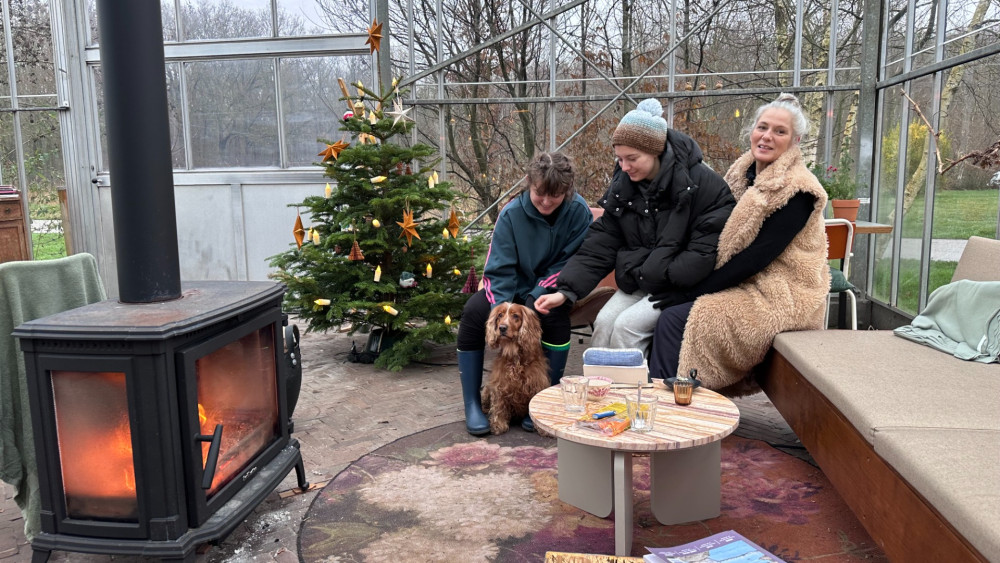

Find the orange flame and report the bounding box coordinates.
[198,403,207,425]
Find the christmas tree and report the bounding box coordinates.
[270,21,485,370]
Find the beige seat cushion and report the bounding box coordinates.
[771,330,1000,444]
[873,428,1000,561]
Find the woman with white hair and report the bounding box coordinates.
[649,93,831,394]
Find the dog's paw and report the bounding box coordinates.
[490,420,509,435]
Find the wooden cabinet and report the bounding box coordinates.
[0,191,31,264]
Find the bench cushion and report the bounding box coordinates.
[873,428,1000,561]
[771,330,1000,444]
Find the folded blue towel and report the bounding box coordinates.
[582,347,645,367]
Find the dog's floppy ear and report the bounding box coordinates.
[485,305,501,349]
[518,305,543,348]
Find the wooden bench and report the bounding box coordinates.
[758,236,1000,562]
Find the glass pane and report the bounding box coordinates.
[927,59,1000,300]
[186,59,279,168]
[883,0,908,79]
[21,110,66,260]
[195,325,279,496]
[872,90,902,304]
[162,0,178,42]
[51,370,138,521]
[165,62,186,169]
[280,55,371,167]
[945,0,1000,61]
[835,0,864,84]
[277,0,368,36]
[910,0,938,69]
[182,0,273,41]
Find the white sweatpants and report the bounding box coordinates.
[590,289,661,354]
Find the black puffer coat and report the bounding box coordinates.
[557,129,734,300]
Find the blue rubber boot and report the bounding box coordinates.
[458,349,490,436]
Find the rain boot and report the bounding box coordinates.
[458,349,490,436]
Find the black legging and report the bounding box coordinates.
[649,300,695,380]
[456,289,572,351]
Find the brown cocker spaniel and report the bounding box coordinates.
[482,303,551,434]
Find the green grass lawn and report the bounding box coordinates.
[900,189,998,239]
[31,232,66,260]
[872,259,958,315]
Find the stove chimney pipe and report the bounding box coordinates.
[95,0,181,303]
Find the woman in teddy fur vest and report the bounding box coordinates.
[648,93,831,394]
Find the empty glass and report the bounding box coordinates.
[560,376,590,412]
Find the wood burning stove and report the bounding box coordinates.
[15,281,307,562]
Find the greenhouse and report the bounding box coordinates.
[0,0,998,561]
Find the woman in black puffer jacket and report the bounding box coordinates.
[535,98,734,354]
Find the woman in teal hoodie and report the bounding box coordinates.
[457,152,593,435]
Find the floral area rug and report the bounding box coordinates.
[298,422,886,562]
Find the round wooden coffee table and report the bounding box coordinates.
[529,385,740,556]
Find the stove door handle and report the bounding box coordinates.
[196,424,224,489]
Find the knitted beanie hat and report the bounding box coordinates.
[612,98,668,155]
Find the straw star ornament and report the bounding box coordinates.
[318,139,349,162]
[447,207,461,238]
[397,208,421,246]
[386,99,413,128]
[365,18,383,53]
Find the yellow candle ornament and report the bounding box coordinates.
[426,263,433,278]
[372,219,381,228]
[444,315,452,325]
[383,304,398,316]
[324,183,332,198]
[314,298,330,306]
[442,228,450,239]
[453,268,461,275]
[311,229,320,245]
[370,175,387,183]
[374,265,382,282]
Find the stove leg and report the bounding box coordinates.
[31,548,51,563]
[294,455,309,491]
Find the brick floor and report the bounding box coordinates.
[0,325,805,562]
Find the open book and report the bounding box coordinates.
[645,530,786,562]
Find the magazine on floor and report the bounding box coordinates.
[644,530,786,562]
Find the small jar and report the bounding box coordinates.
[673,369,695,406]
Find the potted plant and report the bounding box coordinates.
[811,158,861,221]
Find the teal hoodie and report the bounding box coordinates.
[482,191,592,307]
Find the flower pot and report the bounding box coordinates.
[831,199,860,222]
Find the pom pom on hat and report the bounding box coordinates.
[612,98,668,155]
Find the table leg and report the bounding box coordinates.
[649,442,721,525]
[613,451,633,557]
[556,438,613,517]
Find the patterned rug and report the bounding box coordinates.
[299,422,887,562]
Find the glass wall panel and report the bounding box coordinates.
[280,55,371,167]
[162,0,178,42]
[186,59,279,168]
[926,58,1000,298]
[872,89,902,304]
[165,63,186,169]
[891,76,934,314]
[278,0,368,36]
[21,109,67,259]
[944,0,1000,61]
[883,0,908,79]
[909,0,938,69]
[182,0,273,41]
[835,0,864,84]
[0,114,14,184]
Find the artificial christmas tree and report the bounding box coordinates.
[269,71,485,371]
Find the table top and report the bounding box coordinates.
[529,385,740,452]
[854,220,892,234]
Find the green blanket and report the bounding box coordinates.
[894,279,1000,363]
[0,253,105,541]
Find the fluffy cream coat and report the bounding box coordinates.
[678,146,830,392]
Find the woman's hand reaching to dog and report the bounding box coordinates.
[533,292,567,315]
